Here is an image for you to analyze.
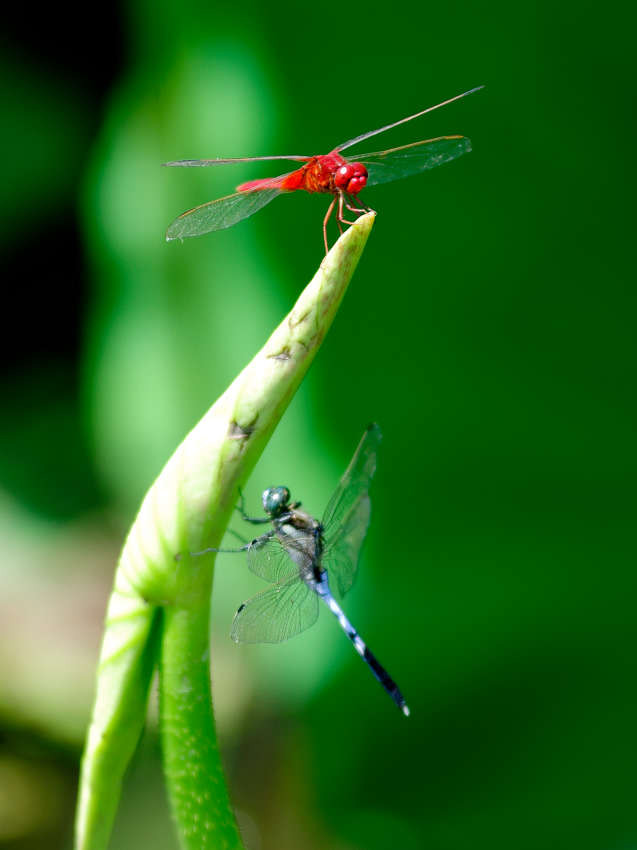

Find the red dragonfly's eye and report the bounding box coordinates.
[333,162,368,193]
[334,164,354,189]
[347,175,367,194]
[346,164,368,194]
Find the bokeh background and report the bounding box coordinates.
[1,0,636,848]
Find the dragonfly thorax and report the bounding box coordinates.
[275,505,324,581]
[262,486,291,516]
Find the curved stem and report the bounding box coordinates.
[75,212,375,850]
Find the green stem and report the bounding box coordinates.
[160,604,240,849]
[75,212,375,850]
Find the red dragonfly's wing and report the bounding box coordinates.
[163,155,310,167]
[351,135,472,189]
[335,86,484,153]
[165,188,282,240]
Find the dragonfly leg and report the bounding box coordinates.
[239,513,272,525]
[337,191,359,227]
[184,528,276,559]
[235,488,270,524]
[323,196,336,254]
[227,527,249,545]
[345,192,372,215]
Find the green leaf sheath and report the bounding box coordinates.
[75,589,161,850]
[75,212,375,850]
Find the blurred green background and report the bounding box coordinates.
[1,0,636,848]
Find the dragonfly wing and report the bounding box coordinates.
[355,136,472,188]
[163,155,311,167]
[166,188,281,240]
[321,424,382,597]
[231,575,319,644]
[335,87,483,153]
[322,494,371,598]
[246,534,296,583]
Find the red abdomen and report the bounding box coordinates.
[237,152,348,195]
[236,174,296,192]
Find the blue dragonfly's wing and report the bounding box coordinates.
[231,574,319,644]
[321,424,382,597]
[245,534,296,584]
[321,496,371,598]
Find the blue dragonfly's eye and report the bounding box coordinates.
[262,486,290,515]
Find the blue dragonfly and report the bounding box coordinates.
[194,424,409,716]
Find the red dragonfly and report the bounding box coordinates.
[164,86,483,253]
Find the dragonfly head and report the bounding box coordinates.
[262,486,291,517]
[334,162,368,195]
